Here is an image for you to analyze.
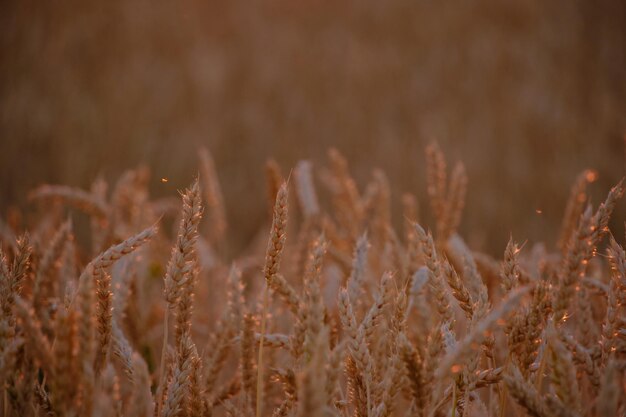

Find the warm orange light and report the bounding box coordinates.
[585,170,598,183]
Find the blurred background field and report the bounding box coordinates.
[1,0,625,255]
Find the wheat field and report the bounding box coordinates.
[0,143,623,417]
[3,1,626,258]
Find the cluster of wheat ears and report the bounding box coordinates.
[0,144,624,417]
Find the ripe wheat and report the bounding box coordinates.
[0,145,624,417]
